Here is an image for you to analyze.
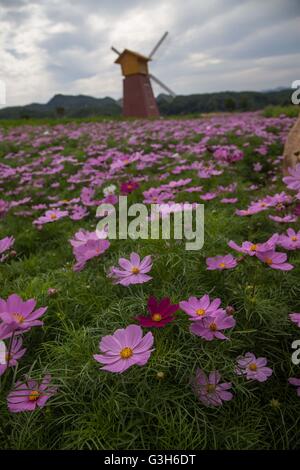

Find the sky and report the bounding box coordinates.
[0,0,300,107]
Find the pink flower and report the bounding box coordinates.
[235,352,273,382]
[255,250,294,271]
[192,369,233,407]
[288,377,300,397]
[0,294,47,339]
[0,236,15,262]
[179,294,224,321]
[228,234,278,256]
[33,209,68,225]
[136,296,178,328]
[283,163,300,191]
[269,214,297,223]
[289,313,300,327]
[108,252,152,286]
[206,254,237,270]
[278,228,300,250]
[70,229,110,271]
[0,199,9,218]
[7,374,57,413]
[190,311,236,341]
[0,337,26,376]
[0,236,14,255]
[220,198,238,204]
[94,324,154,373]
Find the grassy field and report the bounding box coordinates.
[0,111,300,450]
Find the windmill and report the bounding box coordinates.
[112,32,175,118]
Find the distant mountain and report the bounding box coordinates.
[0,88,293,119]
[0,94,121,119]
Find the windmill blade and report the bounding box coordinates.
[148,31,168,59]
[111,46,121,55]
[149,74,176,98]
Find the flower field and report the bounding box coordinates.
[0,112,300,450]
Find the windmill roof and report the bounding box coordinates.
[115,49,151,64]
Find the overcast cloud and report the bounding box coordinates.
[0,0,299,107]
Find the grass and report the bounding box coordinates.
[0,112,300,450]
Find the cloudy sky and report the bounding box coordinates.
[0,0,299,107]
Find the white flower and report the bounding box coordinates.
[103,184,117,196]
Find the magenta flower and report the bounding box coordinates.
[0,294,47,339]
[0,199,9,218]
[94,324,154,373]
[108,252,152,286]
[179,294,224,321]
[0,337,26,376]
[255,250,294,271]
[228,235,278,257]
[206,254,237,270]
[289,313,300,327]
[269,214,297,223]
[192,369,233,407]
[288,377,300,397]
[235,352,273,382]
[190,311,236,341]
[136,296,178,328]
[120,181,139,194]
[7,374,57,413]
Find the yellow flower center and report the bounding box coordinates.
[196,308,205,316]
[29,390,40,402]
[209,322,217,331]
[13,313,25,324]
[152,313,162,322]
[5,353,11,361]
[219,262,226,268]
[50,214,57,219]
[250,244,257,251]
[260,202,267,207]
[249,363,257,371]
[131,266,140,274]
[265,257,273,265]
[291,236,297,241]
[120,347,133,359]
[206,384,216,393]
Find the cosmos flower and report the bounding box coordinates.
[277,228,300,250]
[179,294,224,321]
[0,199,9,218]
[192,369,233,407]
[7,374,57,413]
[288,377,300,397]
[120,181,139,194]
[255,250,294,271]
[136,296,179,328]
[190,311,236,341]
[0,337,26,376]
[0,294,47,339]
[70,229,110,271]
[108,252,152,286]
[289,313,300,327]
[228,234,278,256]
[94,324,154,373]
[0,236,15,261]
[220,198,238,204]
[206,254,237,270]
[269,214,297,223]
[33,209,68,225]
[283,164,300,191]
[235,352,273,382]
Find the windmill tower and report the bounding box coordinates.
[112,32,175,118]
